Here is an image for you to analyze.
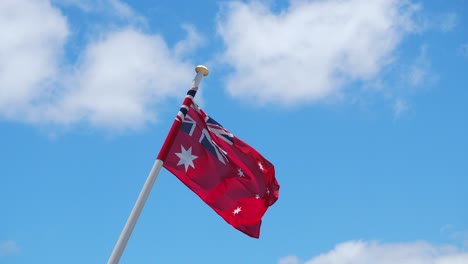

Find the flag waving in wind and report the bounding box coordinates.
[108,66,279,263]
[161,102,279,238]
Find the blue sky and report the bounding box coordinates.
[1,0,467,263]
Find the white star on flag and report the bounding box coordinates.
[233,206,242,215]
[175,145,198,172]
[255,194,260,199]
[237,168,245,177]
[258,161,264,171]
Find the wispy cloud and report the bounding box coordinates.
[278,255,301,264]
[438,12,458,32]
[279,240,468,264]
[405,45,435,88]
[0,240,19,256]
[217,0,419,105]
[174,24,205,58]
[376,43,435,118]
[441,224,468,249]
[418,12,458,33]
[458,43,468,58]
[53,0,145,25]
[394,98,409,118]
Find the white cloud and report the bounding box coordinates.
[0,0,68,119]
[174,24,205,58]
[49,28,194,129]
[0,240,19,256]
[0,0,200,130]
[217,0,418,105]
[280,240,468,264]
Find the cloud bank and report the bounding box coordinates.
[0,0,197,130]
[279,240,468,264]
[0,0,444,130]
[217,0,418,105]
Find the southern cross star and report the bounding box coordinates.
[258,161,264,171]
[175,145,198,172]
[233,206,242,215]
[237,168,245,177]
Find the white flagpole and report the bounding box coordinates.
[107,65,209,264]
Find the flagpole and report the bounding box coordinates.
[107,65,209,264]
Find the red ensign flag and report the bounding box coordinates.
[161,103,279,238]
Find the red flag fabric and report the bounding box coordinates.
[161,103,279,238]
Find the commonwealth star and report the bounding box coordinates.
[175,145,198,172]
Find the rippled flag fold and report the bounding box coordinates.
[161,103,279,238]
